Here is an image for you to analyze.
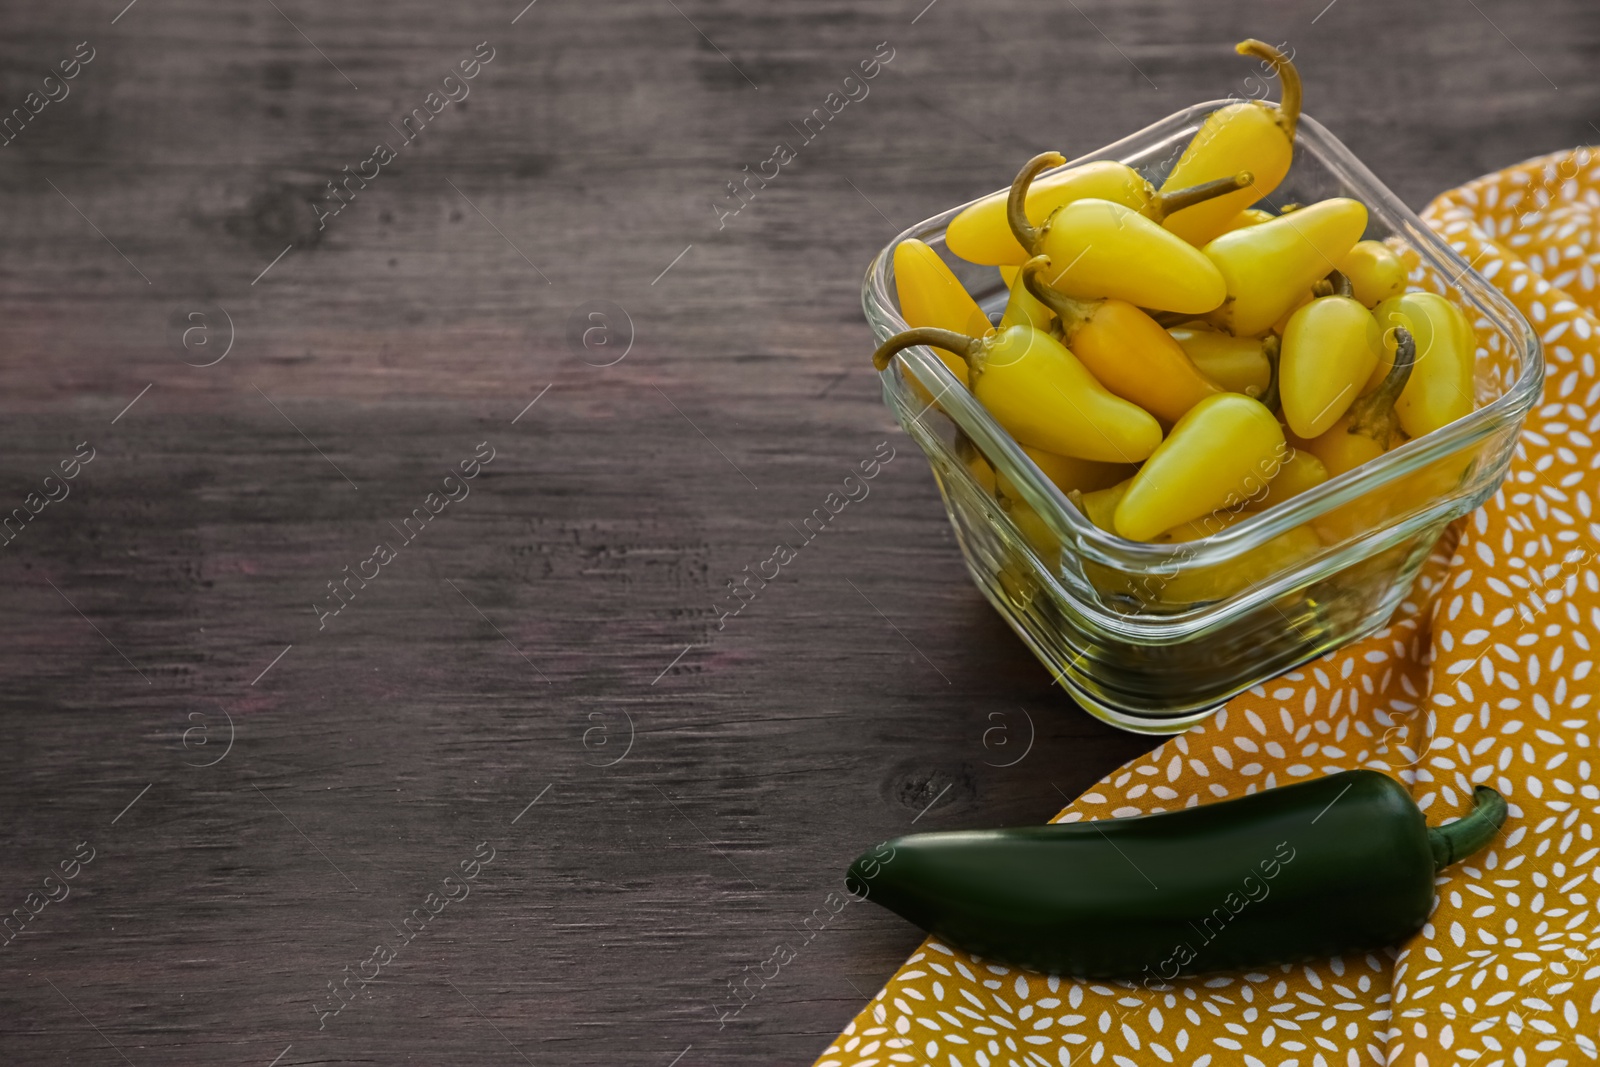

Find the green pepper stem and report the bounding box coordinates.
[873,327,979,373]
[1428,786,1508,870]
[1007,152,1066,256]
[1328,269,1353,299]
[1148,171,1254,221]
[1236,39,1302,139]
[1346,326,1415,449]
[1021,255,1097,335]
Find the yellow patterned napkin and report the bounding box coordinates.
[819,148,1600,1067]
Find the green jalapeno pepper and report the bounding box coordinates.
[847,770,1505,980]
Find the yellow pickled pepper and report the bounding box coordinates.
[1279,287,1383,438]
[999,447,1123,566]
[1079,487,1320,604]
[1148,511,1323,605]
[1113,393,1286,541]
[1203,197,1369,336]
[1168,326,1273,397]
[999,446,1133,499]
[1159,40,1302,247]
[949,158,1255,266]
[1369,292,1476,437]
[1218,207,1276,234]
[1022,256,1224,422]
[998,269,1058,332]
[1076,479,1130,532]
[1269,277,1333,336]
[995,488,1062,570]
[1296,414,1383,481]
[1312,334,1414,476]
[1338,240,1407,308]
[893,238,991,387]
[872,326,1163,463]
[1301,328,1416,543]
[1008,153,1231,315]
[1255,448,1329,508]
[985,441,1139,511]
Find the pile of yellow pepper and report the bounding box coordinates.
[874,41,1478,604]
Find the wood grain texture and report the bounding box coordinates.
[0,0,1593,1062]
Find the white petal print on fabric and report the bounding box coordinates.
[817,147,1600,1067]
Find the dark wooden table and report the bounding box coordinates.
[2,1,1593,1062]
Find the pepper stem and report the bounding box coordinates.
[1148,171,1255,221]
[1346,326,1415,449]
[1236,39,1302,139]
[1428,786,1508,870]
[1007,152,1066,256]
[873,327,980,373]
[1328,269,1353,299]
[1021,255,1097,335]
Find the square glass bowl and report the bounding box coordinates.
[862,102,1542,734]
